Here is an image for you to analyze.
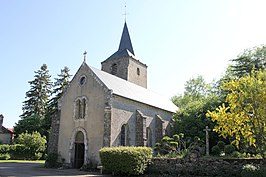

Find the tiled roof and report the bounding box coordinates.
[1,126,13,134]
[89,65,178,113]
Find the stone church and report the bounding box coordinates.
[48,22,178,168]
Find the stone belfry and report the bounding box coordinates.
[101,22,148,88]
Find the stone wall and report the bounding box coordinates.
[135,110,147,146]
[47,111,60,154]
[148,158,265,177]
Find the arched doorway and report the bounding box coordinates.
[74,131,85,168]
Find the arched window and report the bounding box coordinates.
[78,99,82,118]
[75,99,81,119]
[146,127,152,147]
[82,98,86,119]
[111,63,118,75]
[75,97,87,119]
[120,124,127,146]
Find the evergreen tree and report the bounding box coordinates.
[230,44,266,78]
[15,64,52,136]
[44,67,71,133]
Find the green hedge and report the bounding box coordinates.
[0,153,11,160]
[0,144,10,154]
[99,146,152,176]
[9,144,28,160]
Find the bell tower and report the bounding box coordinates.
[101,22,148,88]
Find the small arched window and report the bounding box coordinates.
[75,97,87,119]
[137,68,140,76]
[82,98,86,119]
[75,99,81,119]
[120,124,127,146]
[111,63,118,75]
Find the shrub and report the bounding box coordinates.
[231,151,240,158]
[0,153,11,160]
[217,141,226,151]
[15,131,46,160]
[99,146,152,176]
[9,144,28,159]
[224,144,235,155]
[211,145,221,156]
[241,164,266,177]
[0,144,10,154]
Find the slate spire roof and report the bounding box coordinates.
[103,22,135,62]
[118,22,134,55]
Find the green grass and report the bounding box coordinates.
[0,160,45,163]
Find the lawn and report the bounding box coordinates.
[0,160,45,163]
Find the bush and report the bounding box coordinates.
[217,141,226,151]
[211,145,221,156]
[0,153,11,160]
[9,144,28,159]
[231,151,240,158]
[0,144,10,154]
[224,144,235,155]
[99,146,152,176]
[241,164,266,177]
[15,131,46,160]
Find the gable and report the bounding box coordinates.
[59,62,110,108]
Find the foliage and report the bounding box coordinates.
[230,45,266,78]
[14,131,46,160]
[9,144,28,159]
[14,114,43,137]
[99,146,152,176]
[172,76,223,148]
[217,141,226,151]
[0,144,10,154]
[241,164,266,177]
[15,64,52,137]
[154,134,186,156]
[0,153,11,160]
[45,153,60,168]
[20,64,52,119]
[224,144,236,156]
[207,70,266,158]
[211,145,221,156]
[45,67,71,135]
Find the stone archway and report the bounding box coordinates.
[69,127,88,168]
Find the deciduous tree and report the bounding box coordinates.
[207,70,266,158]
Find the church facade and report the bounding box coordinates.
[48,22,178,168]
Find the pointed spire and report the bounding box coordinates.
[118,22,135,55]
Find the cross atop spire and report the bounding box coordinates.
[122,3,129,22]
[118,22,134,55]
[83,51,87,62]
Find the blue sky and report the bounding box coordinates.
[1,0,266,128]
